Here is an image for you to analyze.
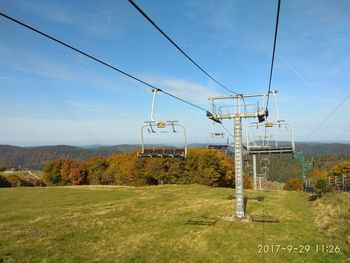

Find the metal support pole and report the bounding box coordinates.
[253,154,257,190]
[300,157,305,182]
[207,92,274,219]
[294,155,306,189]
[259,176,262,191]
[234,117,244,219]
[151,89,157,122]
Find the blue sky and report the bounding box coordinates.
[0,0,349,146]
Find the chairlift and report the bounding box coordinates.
[138,89,187,158]
[207,132,230,150]
[245,91,295,155]
[246,120,295,155]
[206,122,234,156]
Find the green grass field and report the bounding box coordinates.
[0,185,349,263]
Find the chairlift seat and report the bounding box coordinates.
[138,148,186,158]
[139,118,187,158]
[248,146,294,155]
[137,149,156,158]
[207,144,229,150]
[207,129,230,153]
[246,121,295,155]
[173,148,186,158]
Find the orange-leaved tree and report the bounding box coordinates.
[60,159,87,185]
[308,169,328,180]
[328,160,350,177]
[43,159,64,185]
[283,177,302,191]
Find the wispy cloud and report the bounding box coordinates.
[140,75,219,104]
[185,0,236,32]
[14,0,119,37]
[168,27,327,93]
[0,76,11,81]
[0,115,143,146]
[0,44,129,94]
[170,28,264,52]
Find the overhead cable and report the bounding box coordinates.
[220,123,234,137]
[128,0,238,95]
[304,93,350,141]
[0,12,208,113]
[266,0,281,112]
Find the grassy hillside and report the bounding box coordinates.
[0,170,44,179]
[0,185,349,263]
[0,170,45,187]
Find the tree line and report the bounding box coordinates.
[1,147,348,190]
[42,149,252,188]
[284,159,350,192]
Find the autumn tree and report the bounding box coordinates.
[60,159,87,185]
[283,177,303,191]
[43,159,64,185]
[308,169,328,180]
[85,157,109,185]
[42,148,236,187]
[329,160,350,177]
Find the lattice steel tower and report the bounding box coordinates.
[207,92,269,219]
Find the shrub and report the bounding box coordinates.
[314,179,330,195]
[30,177,46,187]
[100,171,116,185]
[4,174,36,187]
[283,177,303,191]
[0,175,11,187]
[243,173,252,189]
[144,175,158,185]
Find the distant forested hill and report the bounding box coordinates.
[296,143,350,155]
[0,144,139,169]
[0,142,350,170]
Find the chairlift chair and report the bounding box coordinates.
[207,132,229,150]
[245,90,295,155]
[206,121,232,156]
[246,120,295,155]
[138,120,187,158]
[138,89,188,158]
